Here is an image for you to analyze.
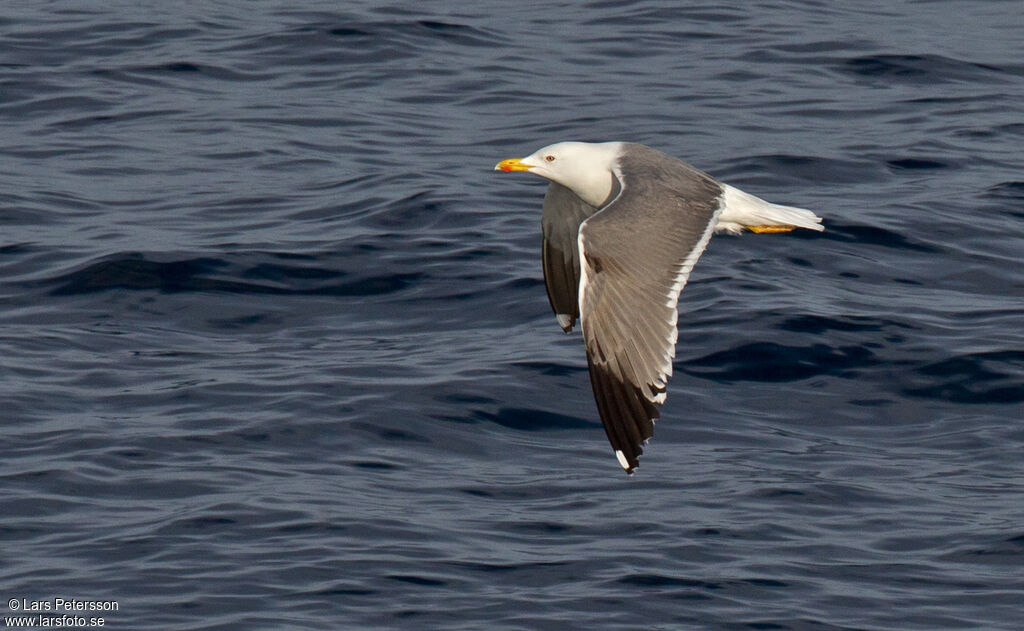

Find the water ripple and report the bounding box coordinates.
[2,2,1023,630]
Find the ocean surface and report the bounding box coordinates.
[2,2,1022,629]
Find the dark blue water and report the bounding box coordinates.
[2,2,1022,629]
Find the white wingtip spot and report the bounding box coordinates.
[615,450,630,470]
[556,313,572,330]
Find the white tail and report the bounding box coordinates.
[716,183,824,234]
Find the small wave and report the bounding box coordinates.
[682,342,879,382]
[461,407,592,432]
[776,314,911,335]
[937,531,1024,566]
[37,252,424,297]
[219,16,506,67]
[839,53,1013,84]
[886,157,952,171]
[510,361,586,378]
[984,181,1024,200]
[823,224,941,253]
[717,155,881,185]
[903,350,1024,404]
[124,61,272,82]
[616,573,789,590]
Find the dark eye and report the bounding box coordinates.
[544,155,556,162]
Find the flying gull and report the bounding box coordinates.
[495,141,823,473]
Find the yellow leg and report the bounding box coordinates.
[747,224,796,234]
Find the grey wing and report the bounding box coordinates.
[541,182,599,332]
[578,178,723,473]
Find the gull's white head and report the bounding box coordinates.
[495,141,622,207]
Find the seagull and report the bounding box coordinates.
[495,141,823,473]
